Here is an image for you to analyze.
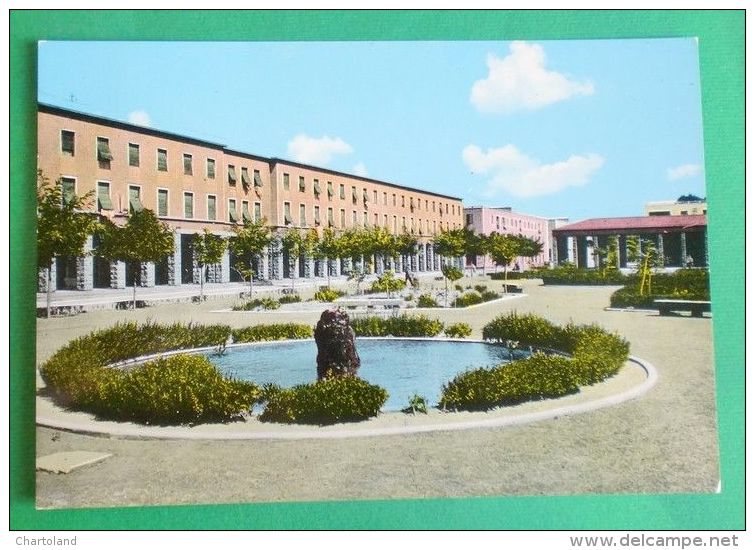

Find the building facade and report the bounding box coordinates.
[552,215,708,269]
[38,104,464,291]
[463,206,551,271]
[645,199,707,217]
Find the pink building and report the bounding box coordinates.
[464,206,551,271]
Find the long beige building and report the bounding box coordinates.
[38,103,464,290]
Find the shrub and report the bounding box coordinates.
[351,314,444,337]
[232,297,280,311]
[474,284,488,293]
[480,289,500,302]
[278,293,302,304]
[416,293,441,308]
[453,291,483,308]
[490,271,529,280]
[609,269,710,308]
[259,376,388,424]
[539,266,628,286]
[369,270,406,295]
[439,353,580,411]
[91,355,260,424]
[232,323,313,343]
[445,322,472,339]
[403,393,428,414]
[454,284,465,292]
[482,312,559,350]
[314,287,346,302]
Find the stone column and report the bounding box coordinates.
[271,238,283,280]
[75,236,94,291]
[618,235,628,268]
[680,232,687,264]
[703,230,709,267]
[221,248,231,283]
[656,233,665,267]
[260,251,270,281]
[140,262,156,287]
[375,255,383,275]
[110,261,126,289]
[168,232,182,286]
[38,259,56,292]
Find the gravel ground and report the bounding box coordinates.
[35,277,719,509]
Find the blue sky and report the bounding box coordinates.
[38,39,706,221]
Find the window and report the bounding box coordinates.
[229,199,238,223]
[402,216,406,230]
[313,179,321,198]
[129,186,144,213]
[61,130,75,156]
[393,216,397,233]
[401,195,405,208]
[426,220,430,234]
[383,192,387,205]
[373,190,378,204]
[129,143,140,167]
[327,181,333,200]
[425,199,429,211]
[383,214,388,227]
[339,183,345,199]
[206,158,215,179]
[253,169,263,188]
[254,202,261,222]
[374,213,378,226]
[157,189,169,216]
[157,149,168,171]
[283,173,290,190]
[97,137,112,168]
[433,221,437,234]
[97,181,113,211]
[183,154,193,175]
[241,167,251,189]
[392,194,396,206]
[183,192,194,219]
[207,195,216,220]
[340,209,346,228]
[351,186,357,204]
[446,204,449,214]
[228,165,237,186]
[328,207,334,227]
[299,203,307,226]
[60,177,76,206]
[363,212,368,227]
[299,176,305,192]
[283,202,292,225]
[242,201,252,223]
[352,211,357,226]
[314,205,321,225]
[466,213,473,226]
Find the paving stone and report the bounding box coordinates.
[36,451,112,474]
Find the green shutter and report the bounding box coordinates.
[129,144,139,166]
[241,169,251,186]
[229,202,239,222]
[157,150,167,171]
[97,183,113,210]
[97,139,113,161]
[207,196,216,220]
[313,181,321,196]
[207,159,215,178]
[228,165,237,184]
[158,190,168,216]
[61,131,75,155]
[129,187,144,213]
[184,155,193,175]
[184,194,193,218]
[254,203,261,222]
[327,182,333,198]
[253,171,263,187]
[61,179,75,205]
[242,202,252,222]
[314,208,321,224]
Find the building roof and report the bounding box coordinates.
[553,215,707,234]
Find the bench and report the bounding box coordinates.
[503,284,522,294]
[338,299,403,310]
[654,299,711,318]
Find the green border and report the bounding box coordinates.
[10,10,744,530]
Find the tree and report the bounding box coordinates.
[96,208,175,310]
[513,235,544,267]
[281,228,304,289]
[487,232,520,289]
[315,227,341,286]
[440,264,463,306]
[231,218,272,298]
[36,171,99,317]
[463,229,488,275]
[193,229,227,302]
[677,194,704,203]
[433,229,466,301]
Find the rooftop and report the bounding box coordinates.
[553,215,707,234]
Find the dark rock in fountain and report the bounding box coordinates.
[314,309,360,380]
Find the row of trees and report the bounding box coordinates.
[37,172,544,314]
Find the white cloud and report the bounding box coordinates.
[287,134,353,165]
[470,41,594,114]
[462,143,604,198]
[128,110,152,127]
[667,163,703,181]
[352,162,368,177]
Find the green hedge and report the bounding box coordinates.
[441,313,630,411]
[351,314,444,337]
[279,293,302,304]
[232,297,281,311]
[314,287,346,302]
[232,323,313,343]
[610,269,710,308]
[416,293,441,308]
[538,267,629,285]
[40,321,309,425]
[259,376,388,424]
[445,323,472,339]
